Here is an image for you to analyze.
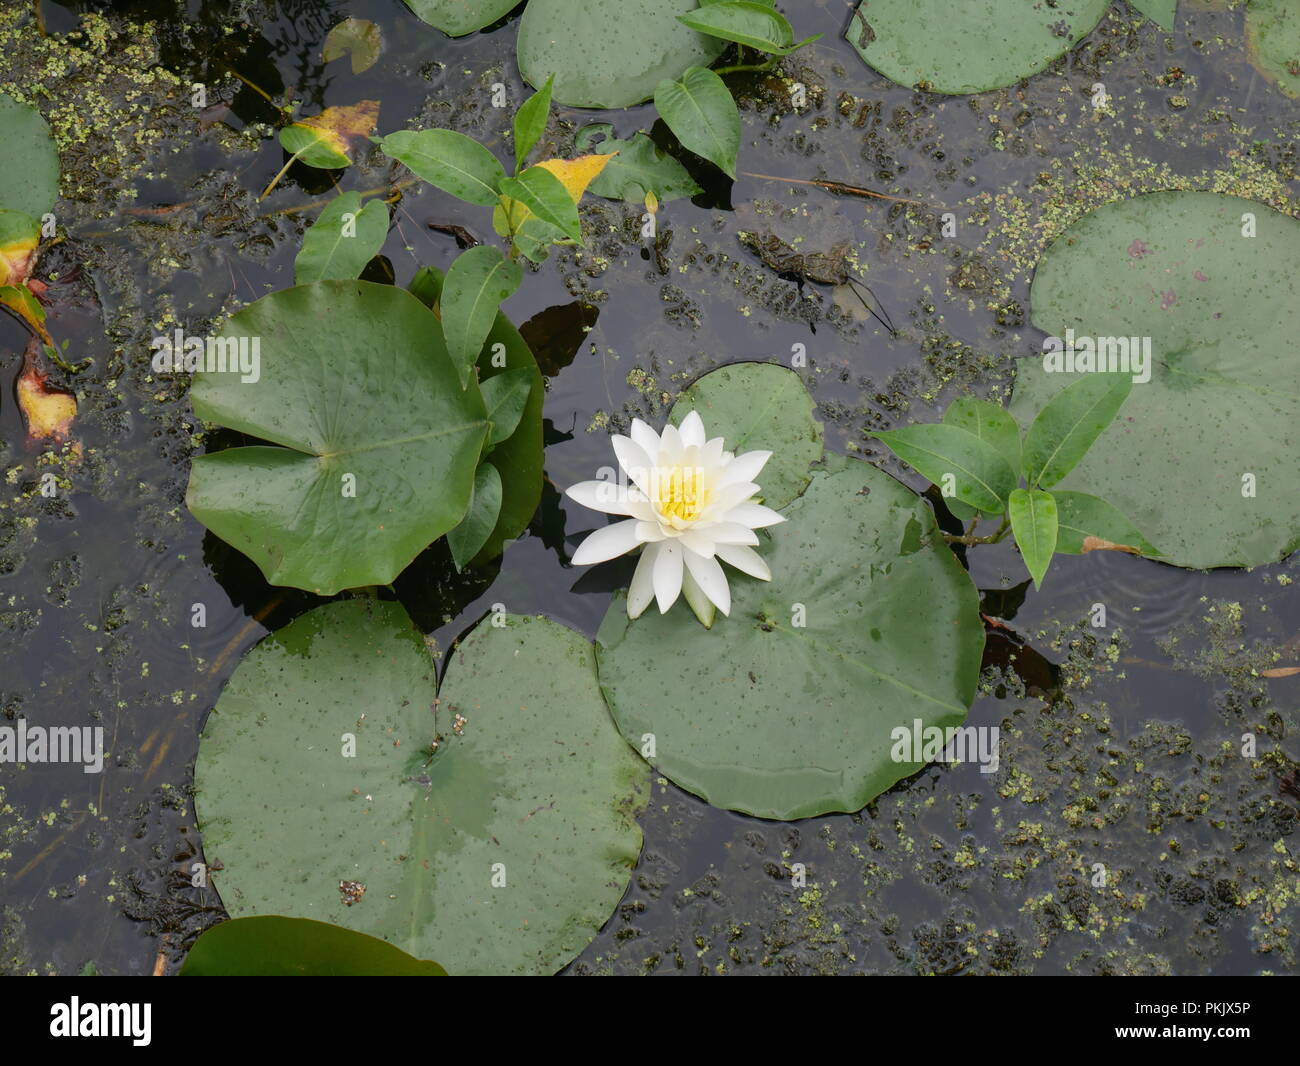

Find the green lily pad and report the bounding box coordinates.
[1009,191,1300,569]
[669,362,823,510]
[1246,0,1300,98]
[403,0,519,37]
[0,94,59,218]
[180,916,447,976]
[1131,0,1176,31]
[595,456,985,820]
[409,267,544,565]
[517,0,727,109]
[843,0,1110,95]
[196,601,647,976]
[186,281,488,594]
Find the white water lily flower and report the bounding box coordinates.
[566,410,785,625]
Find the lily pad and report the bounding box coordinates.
[186,281,488,594]
[595,457,985,820]
[1131,0,1176,31]
[517,0,727,109]
[1009,191,1300,569]
[1246,0,1300,98]
[403,0,519,37]
[0,94,59,218]
[409,267,544,565]
[196,601,647,975]
[669,362,823,510]
[843,0,1110,95]
[180,916,447,976]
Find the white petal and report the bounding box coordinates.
[699,522,761,545]
[701,482,761,518]
[701,436,727,466]
[715,542,772,581]
[680,565,716,628]
[678,529,718,556]
[718,449,772,487]
[683,549,731,616]
[678,409,706,448]
[610,435,655,496]
[723,501,787,529]
[658,422,683,460]
[634,520,668,542]
[653,540,684,613]
[571,518,644,566]
[629,418,660,456]
[566,480,637,516]
[626,544,658,619]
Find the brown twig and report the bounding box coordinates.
[741,170,935,207]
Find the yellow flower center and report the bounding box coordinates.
[657,466,706,526]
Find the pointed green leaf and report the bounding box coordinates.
[654,66,740,179]
[295,192,389,284]
[677,2,795,53]
[378,129,505,206]
[447,462,503,569]
[874,423,1018,514]
[513,73,553,173]
[440,246,523,388]
[1052,491,1161,556]
[481,367,532,445]
[943,395,1022,481]
[583,129,702,204]
[1022,373,1132,489]
[497,167,582,242]
[1008,488,1057,589]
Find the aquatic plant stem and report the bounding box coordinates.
[258,147,308,202]
[943,516,1010,546]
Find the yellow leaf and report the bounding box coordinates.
[498,153,617,235]
[0,231,37,287]
[17,339,75,443]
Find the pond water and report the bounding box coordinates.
[1,0,1297,975]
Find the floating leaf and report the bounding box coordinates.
[17,338,75,444]
[669,362,822,509]
[513,73,553,172]
[654,66,740,179]
[180,916,447,976]
[410,268,544,565]
[581,129,702,204]
[447,462,503,569]
[0,210,39,287]
[1052,490,1160,556]
[481,367,533,445]
[379,129,506,207]
[440,245,523,389]
[186,281,488,594]
[844,0,1110,94]
[403,0,518,37]
[1021,373,1131,489]
[294,192,389,284]
[498,166,583,243]
[1261,667,1300,679]
[1009,191,1300,569]
[1131,0,1176,31]
[280,101,380,168]
[1008,488,1057,589]
[0,94,59,218]
[196,602,647,975]
[874,423,1017,514]
[1246,0,1300,98]
[0,284,45,333]
[517,0,726,108]
[322,18,383,74]
[596,456,984,820]
[678,1,794,53]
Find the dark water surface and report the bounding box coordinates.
[1,0,1297,974]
